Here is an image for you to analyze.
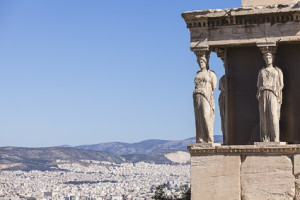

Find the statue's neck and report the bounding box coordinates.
[266,64,274,68]
[201,68,208,72]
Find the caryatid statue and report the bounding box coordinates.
[218,75,226,142]
[257,52,284,142]
[215,48,227,144]
[193,55,217,143]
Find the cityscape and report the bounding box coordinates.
[0,160,190,200]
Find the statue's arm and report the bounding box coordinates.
[211,71,217,90]
[256,70,262,100]
[257,70,262,88]
[279,68,284,89]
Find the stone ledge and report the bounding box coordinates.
[182,3,300,20]
[254,142,287,146]
[182,3,300,30]
[188,143,300,155]
[242,0,298,7]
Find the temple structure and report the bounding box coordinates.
[182,1,300,199]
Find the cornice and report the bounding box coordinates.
[188,144,300,155]
[182,4,300,29]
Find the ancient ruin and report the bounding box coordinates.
[182,0,300,199]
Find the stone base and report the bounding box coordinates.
[188,143,221,148]
[254,142,287,146]
[189,144,300,200]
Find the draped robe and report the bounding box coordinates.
[193,70,217,143]
[257,66,284,142]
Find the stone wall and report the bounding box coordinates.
[189,144,300,200]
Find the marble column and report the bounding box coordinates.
[192,48,217,143]
[213,48,227,144]
[256,42,284,143]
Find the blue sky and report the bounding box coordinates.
[0,0,240,147]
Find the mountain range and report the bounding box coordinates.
[76,135,223,155]
[0,135,223,171]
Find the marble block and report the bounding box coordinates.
[242,0,298,7]
[191,155,241,200]
[241,156,294,200]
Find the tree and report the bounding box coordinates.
[152,184,190,200]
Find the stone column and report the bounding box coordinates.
[213,48,227,144]
[256,42,285,144]
[193,46,210,64]
[192,47,218,143]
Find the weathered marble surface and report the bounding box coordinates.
[295,178,300,200]
[242,0,298,7]
[294,154,300,200]
[241,156,294,200]
[189,144,300,200]
[182,4,300,48]
[191,155,241,200]
[193,56,217,143]
[294,154,300,176]
[257,52,284,142]
[218,75,226,143]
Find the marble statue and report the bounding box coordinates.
[257,52,284,142]
[218,75,226,144]
[193,55,217,143]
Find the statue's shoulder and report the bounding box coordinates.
[220,74,225,79]
[275,66,283,72]
[196,70,201,74]
[209,70,216,76]
[209,70,217,81]
[258,67,265,74]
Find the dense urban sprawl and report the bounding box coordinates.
[0,161,190,200]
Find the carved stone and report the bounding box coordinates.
[183,2,300,145]
[257,49,284,142]
[242,0,298,7]
[182,5,300,48]
[182,1,300,199]
[188,144,300,200]
[218,75,226,141]
[213,48,227,144]
[191,154,241,200]
[241,155,294,200]
[193,54,217,143]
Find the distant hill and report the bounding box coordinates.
[123,149,187,165]
[76,135,223,155]
[0,146,125,171]
[0,136,223,171]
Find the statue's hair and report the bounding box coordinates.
[263,52,273,57]
[263,52,275,61]
[197,56,207,64]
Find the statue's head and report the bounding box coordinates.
[263,52,274,66]
[197,56,207,70]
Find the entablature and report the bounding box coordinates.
[182,3,300,49]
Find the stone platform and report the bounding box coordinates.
[188,144,300,200]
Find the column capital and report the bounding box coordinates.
[212,47,226,64]
[192,46,210,64]
[192,46,210,57]
[257,42,277,54]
